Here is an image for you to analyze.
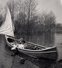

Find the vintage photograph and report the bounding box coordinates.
[0,0,62,68]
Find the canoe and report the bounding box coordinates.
[5,35,57,61]
[5,35,16,48]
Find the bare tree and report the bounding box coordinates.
[23,0,37,40]
[39,11,56,32]
[7,0,38,39]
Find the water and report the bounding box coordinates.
[0,33,62,68]
[55,33,62,46]
[22,32,55,47]
[14,33,62,68]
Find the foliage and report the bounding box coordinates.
[41,12,56,32]
[6,0,56,38]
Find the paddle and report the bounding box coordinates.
[26,41,47,48]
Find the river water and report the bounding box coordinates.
[22,32,55,47]
[0,33,62,68]
[13,33,62,68]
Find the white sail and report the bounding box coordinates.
[0,7,14,37]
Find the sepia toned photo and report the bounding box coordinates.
[0,0,62,68]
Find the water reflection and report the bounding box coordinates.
[21,32,55,47]
[15,32,58,68]
[8,33,62,68]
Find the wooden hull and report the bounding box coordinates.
[5,35,57,60]
[18,47,57,60]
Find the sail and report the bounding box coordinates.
[0,7,14,37]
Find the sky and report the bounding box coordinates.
[0,0,8,6]
[0,0,62,23]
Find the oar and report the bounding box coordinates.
[26,41,47,48]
